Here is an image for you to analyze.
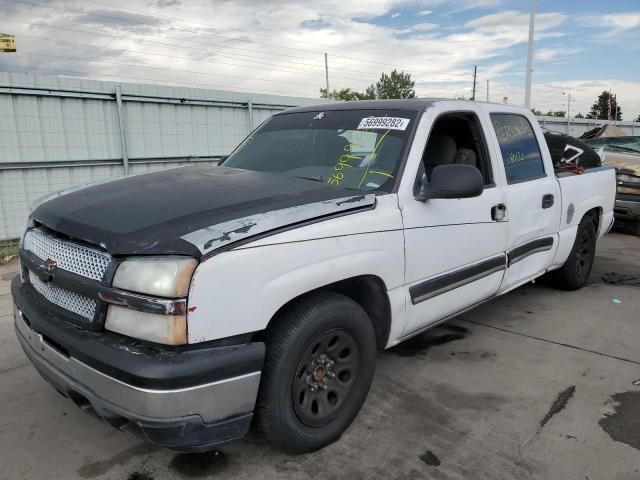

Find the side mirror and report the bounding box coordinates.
[415,164,484,202]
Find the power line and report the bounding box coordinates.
[1,0,417,73]
[15,51,323,89]
[3,0,511,88]
[4,20,377,84]
[0,63,316,97]
[71,0,446,68]
[5,0,489,77]
[2,0,339,72]
[1,0,516,97]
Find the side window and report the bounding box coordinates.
[490,114,545,184]
[421,112,493,185]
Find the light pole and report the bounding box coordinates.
[563,91,572,133]
[524,0,536,108]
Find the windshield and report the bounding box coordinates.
[222,109,417,192]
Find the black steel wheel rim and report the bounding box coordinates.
[575,227,593,280]
[292,328,361,428]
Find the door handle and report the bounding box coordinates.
[542,194,554,209]
[491,203,506,221]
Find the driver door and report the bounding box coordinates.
[398,106,509,338]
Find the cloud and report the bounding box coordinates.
[443,0,502,15]
[417,10,433,16]
[598,12,640,37]
[152,0,182,7]
[535,47,581,63]
[391,12,400,18]
[301,18,332,30]
[466,10,567,32]
[409,22,438,32]
[72,9,164,32]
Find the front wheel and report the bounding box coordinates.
[255,292,376,453]
[550,215,597,290]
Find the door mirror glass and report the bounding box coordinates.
[415,164,484,202]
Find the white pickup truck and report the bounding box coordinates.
[12,99,616,453]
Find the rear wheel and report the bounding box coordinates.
[256,292,376,453]
[550,215,597,290]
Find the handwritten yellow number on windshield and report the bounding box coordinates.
[328,143,363,186]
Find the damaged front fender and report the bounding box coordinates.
[181,194,377,256]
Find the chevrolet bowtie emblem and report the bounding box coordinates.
[45,258,57,271]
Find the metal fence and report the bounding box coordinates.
[536,116,639,137]
[2,73,640,243]
[0,73,322,242]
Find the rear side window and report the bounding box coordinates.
[490,114,545,184]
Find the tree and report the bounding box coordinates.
[318,69,415,101]
[544,110,566,118]
[375,70,415,99]
[363,84,377,100]
[635,114,640,122]
[586,91,622,120]
[319,86,376,101]
[575,112,585,119]
[319,88,362,101]
[531,108,543,116]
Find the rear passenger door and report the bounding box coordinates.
[487,112,561,293]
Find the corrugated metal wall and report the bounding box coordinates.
[536,116,639,137]
[0,73,323,241]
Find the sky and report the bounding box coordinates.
[1,0,639,120]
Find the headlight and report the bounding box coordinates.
[105,306,187,345]
[617,173,640,185]
[19,217,35,249]
[113,257,197,298]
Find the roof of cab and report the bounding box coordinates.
[277,98,444,115]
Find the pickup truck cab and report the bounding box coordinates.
[12,99,616,453]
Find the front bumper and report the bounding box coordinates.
[614,193,640,222]
[12,277,264,451]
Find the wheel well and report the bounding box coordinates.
[263,275,392,351]
[584,206,602,233]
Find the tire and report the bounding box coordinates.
[255,292,377,454]
[550,215,597,290]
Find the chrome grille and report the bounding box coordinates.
[23,228,110,281]
[29,273,97,320]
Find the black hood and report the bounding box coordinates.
[32,166,362,257]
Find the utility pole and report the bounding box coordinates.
[563,92,571,132]
[524,0,536,108]
[324,53,329,93]
[486,79,490,102]
[472,65,477,101]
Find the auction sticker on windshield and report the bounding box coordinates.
[357,117,410,131]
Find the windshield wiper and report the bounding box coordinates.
[293,175,323,183]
